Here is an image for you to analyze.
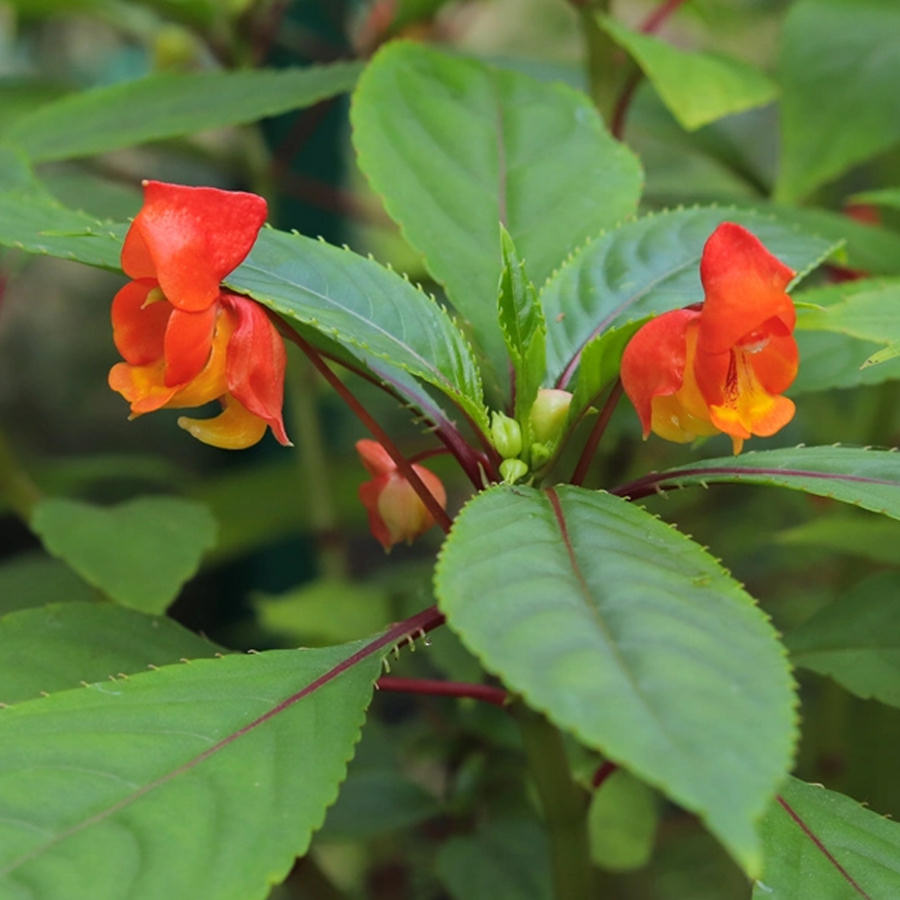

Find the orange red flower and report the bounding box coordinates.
[108,180,289,449]
[620,222,798,454]
[356,440,447,551]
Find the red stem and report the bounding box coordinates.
[377,677,509,707]
[610,0,690,140]
[640,0,689,34]
[273,314,486,490]
[290,330,454,533]
[592,760,618,789]
[570,380,623,487]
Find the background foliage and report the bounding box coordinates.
[0,1,898,898]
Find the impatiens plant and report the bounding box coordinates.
[0,2,899,899]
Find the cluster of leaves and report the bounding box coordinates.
[0,1,899,898]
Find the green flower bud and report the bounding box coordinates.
[529,389,573,444]
[152,25,198,71]
[490,411,523,459]
[499,458,529,484]
[529,442,551,470]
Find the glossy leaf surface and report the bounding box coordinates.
[31,497,217,614]
[0,642,379,900]
[0,603,220,705]
[787,572,900,708]
[598,14,777,130]
[776,0,900,202]
[352,41,642,386]
[754,778,900,898]
[7,63,361,162]
[226,228,488,429]
[435,484,795,872]
[616,447,900,521]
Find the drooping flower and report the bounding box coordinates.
[620,222,797,454]
[108,180,289,449]
[356,440,447,551]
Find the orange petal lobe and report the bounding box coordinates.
[621,308,700,437]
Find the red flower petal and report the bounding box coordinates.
[222,294,289,445]
[698,223,795,355]
[748,331,799,396]
[111,280,171,365]
[356,439,396,477]
[359,474,394,551]
[125,181,267,313]
[163,305,218,388]
[620,308,700,436]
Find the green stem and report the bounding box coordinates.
[512,702,594,899]
[0,430,41,521]
[286,355,347,579]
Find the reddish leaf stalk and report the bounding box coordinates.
[640,0,690,34]
[592,760,618,789]
[377,677,509,707]
[273,315,489,490]
[570,380,623,486]
[290,330,453,533]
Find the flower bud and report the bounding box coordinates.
[529,389,573,444]
[529,442,551,470]
[499,458,529,484]
[490,411,523,459]
[356,440,447,551]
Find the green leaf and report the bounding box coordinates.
[847,187,900,210]
[0,641,379,900]
[864,340,900,368]
[541,206,838,387]
[615,446,900,521]
[776,0,900,203]
[498,226,546,432]
[351,41,643,387]
[0,80,67,136]
[30,496,217,613]
[0,552,98,615]
[588,769,658,872]
[225,227,488,430]
[792,331,900,394]
[435,484,796,873]
[776,513,900,566]
[0,145,123,269]
[0,602,220,705]
[796,280,900,345]
[436,819,552,900]
[254,578,392,647]
[754,778,900,898]
[320,770,439,839]
[786,572,900,708]
[566,320,643,431]
[6,63,362,163]
[597,15,777,131]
